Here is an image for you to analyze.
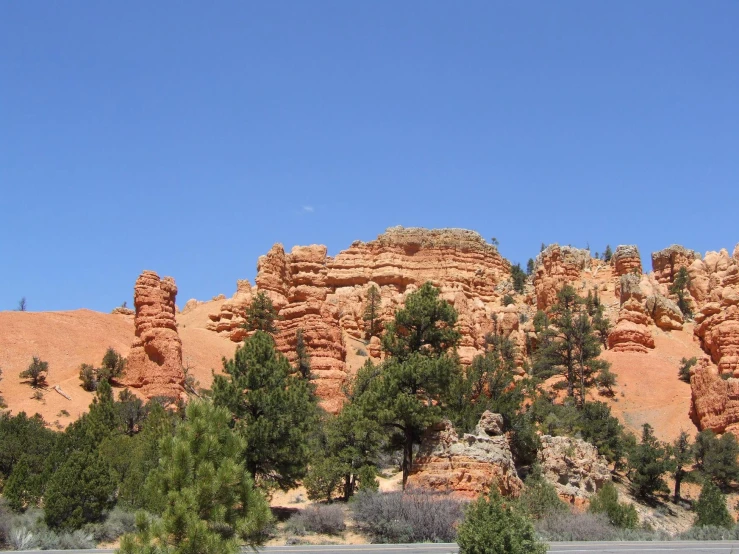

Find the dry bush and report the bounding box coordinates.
[286,504,345,536]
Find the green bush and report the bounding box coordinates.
[678,357,697,383]
[588,483,638,528]
[457,490,546,554]
[516,469,567,520]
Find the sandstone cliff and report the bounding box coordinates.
[207,227,513,411]
[122,271,185,400]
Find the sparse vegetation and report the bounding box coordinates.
[286,505,345,536]
[243,291,282,335]
[511,263,526,294]
[671,266,693,317]
[678,356,697,383]
[588,483,638,529]
[20,356,48,388]
[17,297,27,312]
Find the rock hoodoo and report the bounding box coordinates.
[533,245,591,310]
[407,412,523,498]
[122,271,185,400]
[651,245,701,286]
[612,245,643,277]
[608,274,655,353]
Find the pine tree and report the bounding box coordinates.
[671,266,693,317]
[294,328,312,380]
[526,258,535,276]
[212,330,318,491]
[363,285,382,339]
[369,283,462,489]
[19,356,48,388]
[243,291,281,335]
[44,449,116,529]
[511,263,527,294]
[533,286,610,406]
[694,481,734,528]
[672,431,693,502]
[604,245,613,262]
[628,423,672,498]
[119,401,272,554]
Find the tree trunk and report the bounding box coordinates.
[674,470,683,502]
[402,429,413,490]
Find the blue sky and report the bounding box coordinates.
[1,2,737,312]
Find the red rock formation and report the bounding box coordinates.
[608,274,655,353]
[533,245,591,310]
[690,358,739,434]
[612,245,643,277]
[651,245,701,286]
[645,294,684,331]
[207,228,512,411]
[123,271,185,399]
[407,413,523,498]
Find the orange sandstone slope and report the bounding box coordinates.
[0,304,236,425]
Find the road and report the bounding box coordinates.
[6,542,739,554]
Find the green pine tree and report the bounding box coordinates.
[119,400,272,554]
[670,266,693,317]
[363,285,382,339]
[212,330,318,491]
[628,423,672,498]
[694,481,734,528]
[672,431,693,502]
[294,328,312,380]
[19,356,48,388]
[243,291,281,335]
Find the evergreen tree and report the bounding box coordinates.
[19,356,48,388]
[628,423,672,498]
[526,258,535,276]
[212,330,317,491]
[117,388,147,436]
[511,263,527,294]
[457,489,547,554]
[603,245,613,262]
[243,291,281,335]
[0,366,5,408]
[98,347,126,383]
[370,283,461,488]
[381,282,461,360]
[363,285,382,339]
[592,303,612,349]
[515,467,567,520]
[672,431,694,502]
[120,401,272,554]
[671,266,693,317]
[702,431,739,488]
[294,328,312,380]
[0,411,56,480]
[533,286,610,406]
[44,449,116,529]
[694,481,734,528]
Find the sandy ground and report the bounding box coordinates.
[0,304,236,423]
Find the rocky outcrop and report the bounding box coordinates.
[612,245,642,276]
[111,306,134,316]
[407,412,523,498]
[207,228,513,411]
[538,435,611,507]
[608,274,655,353]
[691,247,739,376]
[533,245,591,310]
[690,358,739,434]
[651,245,701,286]
[646,294,684,331]
[123,271,185,399]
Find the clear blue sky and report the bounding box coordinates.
[2,2,737,312]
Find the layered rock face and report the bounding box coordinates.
[207,227,512,411]
[612,245,643,277]
[608,274,655,353]
[690,358,739,434]
[538,435,611,507]
[533,245,591,310]
[407,412,523,498]
[691,248,739,376]
[651,245,701,286]
[123,271,185,399]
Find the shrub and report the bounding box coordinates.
[694,481,734,528]
[19,357,48,388]
[288,505,346,535]
[502,294,515,306]
[84,508,137,543]
[516,470,567,520]
[679,525,739,540]
[678,357,697,383]
[588,483,638,529]
[304,459,346,503]
[352,489,464,543]
[457,490,546,554]
[79,364,97,391]
[355,348,368,356]
[536,512,615,541]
